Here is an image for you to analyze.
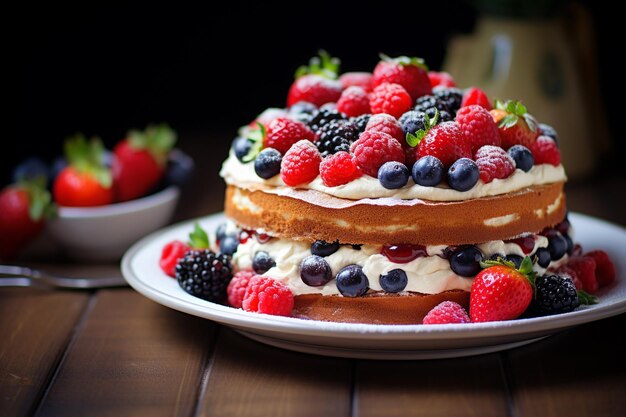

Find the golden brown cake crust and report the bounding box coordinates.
[224,183,566,245]
[293,290,470,324]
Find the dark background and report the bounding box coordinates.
[3,1,622,189]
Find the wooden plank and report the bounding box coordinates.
[36,289,215,417]
[507,313,626,417]
[198,328,352,417]
[355,354,510,417]
[0,288,90,417]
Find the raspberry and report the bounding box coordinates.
[227,270,255,308]
[336,86,371,117]
[416,121,471,168]
[461,87,492,110]
[423,301,470,324]
[339,72,372,92]
[280,140,322,186]
[531,135,561,166]
[319,151,362,187]
[242,275,294,316]
[159,240,190,277]
[371,57,431,100]
[287,74,342,108]
[350,131,405,177]
[369,83,412,119]
[365,113,405,143]
[584,250,616,287]
[428,71,456,88]
[250,108,288,128]
[474,145,515,183]
[567,256,598,293]
[264,117,316,154]
[556,265,584,290]
[456,105,501,154]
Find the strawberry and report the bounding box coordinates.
[461,87,491,110]
[470,257,535,322]
[0,178,55,259]
[287,51,342,107]
[428,71,456,88]
[159,222,210,277]
[112,124,176,202]
[372,54,431,100]
[490,100,539,149]
[410,119,471,168]
[339,71,372,92]
[53,135,114,207]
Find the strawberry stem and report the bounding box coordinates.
[295,50,340,80]
[64,135,112,189]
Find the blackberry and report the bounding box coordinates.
[176,250,233,303]
[305,108,346,133]
[351,113,371,134]
[534,274,580,315]
[433,87,463,114]
[316,120,359,157]
[414,95,448,114]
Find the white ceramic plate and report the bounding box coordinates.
[121,212,626,360]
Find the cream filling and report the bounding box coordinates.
[220,151,566,202]
[232,235,553,296]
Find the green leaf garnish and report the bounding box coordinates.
[480,255,536,286]
[405,108,438,148]
[379,53,429,71]
[577,290,599,305]
[242,122,266,162]
[295,50,340,80]
[188,222,210,249]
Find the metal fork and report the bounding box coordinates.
[0,265,128,289]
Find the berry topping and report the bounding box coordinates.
[280,140,322,186]
[423,301,470,325]
[306,108,346,133]
[316,120,359,157]
[411,155,445,186]
[372,55,431,101]
[584,250,616,287]
[369,83,413,118]
[567,256,599,293]
[300,255,333,287]
[416,122,471,168]
[447,158,480,191]
[160,240,191,277]
[176,249,233,303]
[252,251,276,274]
[461,87,492,110]
[538,123,559,145]
[414,96,454,120]
[219,235,239,256]
[428,71,456,88]
[507,145,534,172]
[556,265,584,290]
[254,148,282,179]
[534,247,552,268]
[311,240,340,257]
[264,117,316,155]
[379,269,408,293]
[319,151,362,187]
[288,101,318,121]
[530,135,561,166]
[381,244,428,263]
[336,86,371,117]
[474,145,515,183]
[351,114,371,134]
[470,257,535,322]
[505,235,536,254]
[490,100,539,149]
[336,264,369,297]
[232,136,253,163]
[350,131,405,177]
[227,270,255,308]
[399,111,429,138]
[546,232,568,261]
[365,113,405,143]
[455,105,501,154]
[242,275,294,316]
[533,274,580,315]
[287,52,342,107]
[378,161,410,189]
[433,87,463,115]
[339,71,373,92]
[449,245,483,277]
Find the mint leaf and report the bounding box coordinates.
[188,222,210,249]
[577,290,599,305]
[405,131,421,148]
[242,122,265,162]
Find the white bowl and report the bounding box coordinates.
[47,186,180,261]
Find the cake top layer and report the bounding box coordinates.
[221,51,565,201]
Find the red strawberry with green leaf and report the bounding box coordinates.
[112,124,176,202]
[1,178,56,259]
[287,50,342,107]
[372,54,431,100]
[159,222,209,277]
[53,135,114,207]
[470,256,535,322]
[490,100,539,149]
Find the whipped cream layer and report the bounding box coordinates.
[233,234,556,297]
[221,151,566,202]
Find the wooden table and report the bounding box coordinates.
[2,142,625,416]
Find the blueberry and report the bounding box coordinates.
[539,123,559,145]
[50,156,67,181]
[335,264,369,297]
[12,157,49,184]
[300,255,333,286]
[216,223,228,243]
[563,234,574,255]
[311,240,340,257]
[449,245,483,277]
[379,269,408,293]
[165,148,195,186]
[547,234,568,260]
[252,251,276,274]
[219,235,239,256]
[447,158,479,191]
[254,148,282,179]
[289,101,317,118]
[504,254,524,269]
[378,161,409,189]
[233,136,253,163]
[399,111,426,135]
[412,156,444,186]
[534,247,551,268]
[508,145,534,172]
